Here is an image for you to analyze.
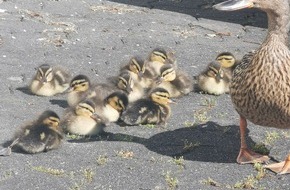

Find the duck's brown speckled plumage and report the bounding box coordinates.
[214,0,290,174]
[231,16,290,129]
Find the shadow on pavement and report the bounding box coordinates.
[107,0,267,28]
[68,121,265,163]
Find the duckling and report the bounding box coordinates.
[67,74,119,107]
[120,88,174,126]
[216,52,240,79]
[116,71,146,102]
[145,48,176,77]
[0,110,63,155]
[67,75,91,107]
[61,100,106,136]
[214,0,290,174]
[29,64,70,96]
[197,61,230,95]
[154,64,193,98]
[120,56,154,88]
[91,91,129,124]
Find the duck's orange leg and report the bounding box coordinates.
[237,115,270,164]
[264,154,290,174]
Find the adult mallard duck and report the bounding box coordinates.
[214,0,290,174]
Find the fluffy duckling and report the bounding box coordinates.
[29,64,70,96]
[154,64,193,98]
[145,48,176,77]
[91,91,129,124]
[120,56,154,88]
[116,71,146,102]
[67,75,91,107]
[197,61,230,95]
[67,74,119,107]
[0,111,63,155]
[120,88,174,126]
[216,52,239,79]
[62,100,106,136]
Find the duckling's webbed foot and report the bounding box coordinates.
[264,154,290,175]
[0,138,20,156]
[237,148,270,164]
[0,147,12,156]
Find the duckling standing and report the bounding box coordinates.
[61,100,106,136]
[214,0,290,174]
[0,111,63,155]
[197,61,230,95]
[91,91,129,124]
[154,64,193,98]
[216,52,239,79]
[29,64,70,96]
[120,88,174,126]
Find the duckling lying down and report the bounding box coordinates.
[0,111,63,155]
[120,88,174,126]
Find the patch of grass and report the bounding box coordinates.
[253,162,266,180]
[145,124,156,128]
[32,166,65,176]
[193,110,210,126]
[172,156,185,170]
[163,171,178,190]
[182,139,200,151]
[83,169,94,183]
[264,131,280,145]
[202,177,221,187]
[66,133,84,140]
[96,155,108,166]
[252,143,270,155]
[116,150,134,159]
[234,175,257,189]
[200,97,217,109]
[184,121,194,127]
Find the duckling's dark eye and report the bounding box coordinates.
[81,84,86,87]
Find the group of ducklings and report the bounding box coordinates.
[1,48,202,155]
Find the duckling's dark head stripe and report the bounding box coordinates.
[217,55,234,61]
[152,51,167,60]
[78,103,95,113]
[161,68,175,76]
[118,77,128,86]
[131,58,141,71]
[71,79,88,87]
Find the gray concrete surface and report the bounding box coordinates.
[0,0,289,189]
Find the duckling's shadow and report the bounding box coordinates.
[16,86,33,95]
[49,99,68,108]
[68,121,264,163]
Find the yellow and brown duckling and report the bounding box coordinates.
[145,48,176,77]
[91,91,129,124]
[61,100,106,136]
[67,74,91,107]
[120,56,154,88]
[197,61,230,95]
[216,52,239,79]
[214,0,290,174]
[29,64,70,96]
[116,71,146,103]
[0,110,63,155]
[154,64,193,98]
[120,88,174,126]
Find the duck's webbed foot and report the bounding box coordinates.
[264,154,290,174]
[237,148,270,164]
